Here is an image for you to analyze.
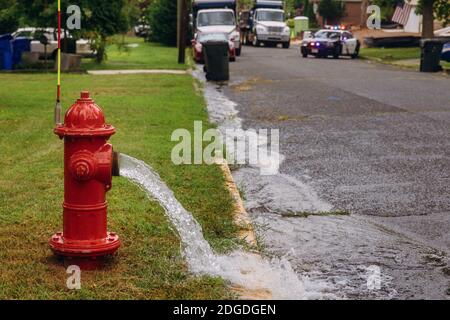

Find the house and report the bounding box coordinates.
[391,0,422,33]
[310,0,367,27]
[310,0,423,32]
[339,0,366,26]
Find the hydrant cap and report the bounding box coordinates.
[55,91,115,138]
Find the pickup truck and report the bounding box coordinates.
[192,0,242,56]
[240,0,291,49]
[12,28,95,59]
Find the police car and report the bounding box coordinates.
[301,27,360,59]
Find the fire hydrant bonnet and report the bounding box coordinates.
[55,91,116,138]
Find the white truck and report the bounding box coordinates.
[192,0,242,56]
[241,0,291,49]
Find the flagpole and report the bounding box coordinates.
[55,0,62,125]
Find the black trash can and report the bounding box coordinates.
[203,39,229,81]
[420,38,446,72]
[61,38,77,54]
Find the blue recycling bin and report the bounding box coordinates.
[442,42,450,62]
[12,37,31,66]
[0,34,13,70]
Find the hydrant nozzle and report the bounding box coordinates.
[112,151,120,177]
[50,91,121,269]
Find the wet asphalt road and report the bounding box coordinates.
[220,44,450,299]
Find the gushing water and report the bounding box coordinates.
[192,68,333,213]
[119,153,332,299]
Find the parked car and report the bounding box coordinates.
[192,32,236,63]
[134,24,151,38]
[301,28,360,59]
[12,28,95,59]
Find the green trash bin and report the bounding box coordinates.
[420,38,445,72]
[203,36,229,81]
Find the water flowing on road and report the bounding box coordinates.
[193,61,450,299]
[119,153,333,299]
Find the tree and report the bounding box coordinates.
[373,0,397,22]
[0,0,19,34]
[147,0,177,46]
[318,0,345,25]
[238,0,254,10]
[18,0,129,63]
[432,0,450,26]
[82,0,129,62]
[304,0,318,27]
[285,0,297,18]
[18,0,62,27]
[134,0,152,25]
[417,0,449,38]
[122,0,143,31]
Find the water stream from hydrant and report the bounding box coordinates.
[119,153,332,299]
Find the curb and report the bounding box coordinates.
[190,66,257,247]
[361,56,450,76]
[219,161,257,248]
[219,162,273,300]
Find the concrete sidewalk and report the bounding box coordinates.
[87,69,188,75]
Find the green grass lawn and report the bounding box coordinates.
[360,47,449,71]
[360,47,421,61]
[0,71,238,299]
[81,36,187,71]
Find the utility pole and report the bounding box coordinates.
[178,0,188,64]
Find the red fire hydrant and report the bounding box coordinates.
[50,91,120,268]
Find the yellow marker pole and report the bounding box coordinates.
[55,0,62,125]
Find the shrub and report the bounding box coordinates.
[147,0,177,46]
[318,0,345,25]
[0,0,19,34]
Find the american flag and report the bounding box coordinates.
[392,2,413,26]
